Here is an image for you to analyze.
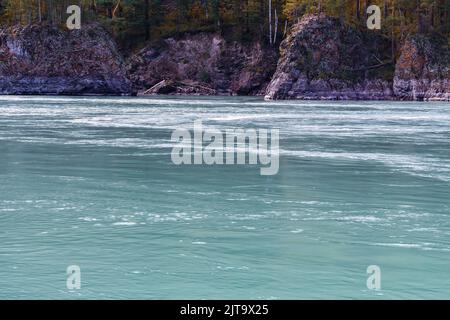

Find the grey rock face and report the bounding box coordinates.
[1,18,447,101]
[265,14,394,100]
[126,33,278,96]
[0,24,132,95]
[394,36,449,101]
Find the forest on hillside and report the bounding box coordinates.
[0,0,449,52]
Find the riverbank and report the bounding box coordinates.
[0,15,448,101]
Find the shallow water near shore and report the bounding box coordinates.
[0,95,449,299]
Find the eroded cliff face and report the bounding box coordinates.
[0,24,131,95]
[265,14,394,100]
[126,33,278,96]
[394,36,449,101]
[0,18,447,100]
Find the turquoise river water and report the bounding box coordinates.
[0,96,449,299]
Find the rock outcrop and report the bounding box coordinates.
[0,16,447,100]
[394,36,449,101]
[126,33,278,96]
[0,24,131,95]
[265,14,394,100]
[265,14,449,101]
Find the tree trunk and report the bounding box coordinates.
[430,3,435,28]
[269,0,272,45]
[417,0,424,33]
[38,0,42,23]
[356,0,361,20]
[273,8,278,44]
[364,0,369,15]
[144,0,150,40]
[112,0,121,18]
[246,0,250,33]
[392,0,396,60]
[384,0,388,19]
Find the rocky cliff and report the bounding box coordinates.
[0,17,448,100]
[265,14,394,100]
[0,23,131,95]
[394,36,449,101]
[126,33,278,96]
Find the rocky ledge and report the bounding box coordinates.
[0,23,131,95]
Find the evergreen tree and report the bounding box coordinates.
[0,0,447,49]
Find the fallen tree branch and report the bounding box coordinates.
[350,62,393,72]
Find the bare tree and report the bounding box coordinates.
[38,0,42,23]
[144,0,150,40]
[269,0,272,45]
[356,0,361,20]
[273,8,278,44]
[112,0,121,18]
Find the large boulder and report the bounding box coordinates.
[265,14,393,100]
[0,23,131,95]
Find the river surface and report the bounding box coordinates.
[0,96,449,299]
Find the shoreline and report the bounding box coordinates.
[0,93,448,102]
[1,17,448,103]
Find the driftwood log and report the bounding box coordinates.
[143,79,216,95]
